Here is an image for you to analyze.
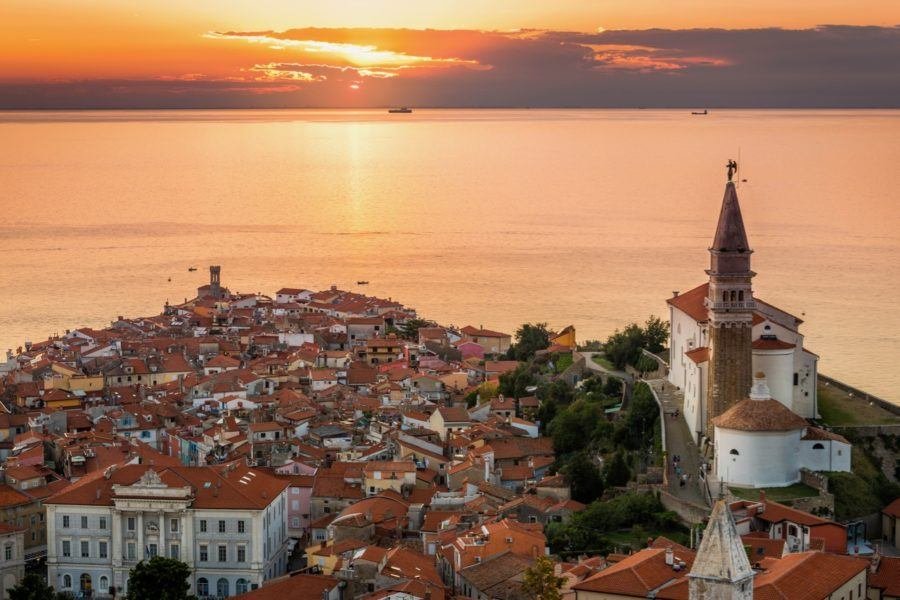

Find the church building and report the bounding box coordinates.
[667,178,819,446]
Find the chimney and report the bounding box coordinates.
[665,547,674,566]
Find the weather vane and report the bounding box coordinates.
[726,159,738,182]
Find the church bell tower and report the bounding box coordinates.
[705,174,754,439]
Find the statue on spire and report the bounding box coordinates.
[726,159,738,182]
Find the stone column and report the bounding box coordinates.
[136,513,144,561]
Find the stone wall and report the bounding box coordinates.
[659,490,709,525]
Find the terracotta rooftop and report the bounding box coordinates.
[713,398,808,432]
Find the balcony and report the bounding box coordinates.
[705,300,756,311]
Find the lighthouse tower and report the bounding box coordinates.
[705,180,755,439]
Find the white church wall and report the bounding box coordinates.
[682,359,705,444]
[794,349,818,419]
[715,428,802,488]
[668,306,704,392]
[799,440,831,472]
[752,349,794,410]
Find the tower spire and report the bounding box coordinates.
[711,183,750,254]
[688,500,754,600]
[705,175,755,440]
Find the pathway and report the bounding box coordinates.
[646,378,708,506]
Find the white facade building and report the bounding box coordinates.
[668,285,819,444]
[713,374,850,488]
[46,465,290,598]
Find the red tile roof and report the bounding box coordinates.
[233,573,338,600]
[870,556,900,598]
[685,347,710,364]
[713,398,809,432]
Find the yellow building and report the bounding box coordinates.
[550,325,577,349]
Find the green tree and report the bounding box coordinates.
[499,363,537,399]
[522,555,564,600]
[7,574,58,600]
[548,400,599,455]
[603,451,631,487]
[562,451,604,503]
[643,316,669,353]
[399,318,435,341]
[509,323,551,361]
[126,556,196,600]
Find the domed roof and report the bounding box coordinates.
[712,374,808,432]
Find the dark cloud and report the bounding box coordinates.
[2,25,898,108]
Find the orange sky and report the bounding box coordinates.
[1,1,898,108]
[2,0,899,81]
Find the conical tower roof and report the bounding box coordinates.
[711,182,750,253]
[689,500,754,583]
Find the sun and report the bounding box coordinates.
[349,83,360,90]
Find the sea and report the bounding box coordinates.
[0,109,898,402]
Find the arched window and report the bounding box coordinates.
[217,578,230,597]
[99,576,109,593]
[738,290,744,301]
[730,290,737,302]
[236,578,249,594]
[722,291,728,302]
[79,573,92,593]
[729,448,740,455]
[196,578,209,596]
[63,575,72,589]
[812,443,825,450]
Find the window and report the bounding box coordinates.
[63,516,70,528]
[218,520,226,533]
[199,519,207,533]
[147,543,157,558]
[170,518,179,533]
[127,517,136,531]
[217,578,229,597]
[63,575,72,589]
[788,525,798,536]
[812,443,825,450]
[730,448,740,455]
[236,579,249,594]
[170,544,180,560]
[99,541,108,558]
[218,544,227,562]
[81,540,89,558]
[794,372,799,386]
[4,544,12,560]
[291,517,300,528]
[99,577,109,593]
[237,545,246,563]
[127,542,136,560]
[238,520,245,533]
[81,516,88,528]
[99,517,107,529]
[199,545,208,562]
[196,578,209,596]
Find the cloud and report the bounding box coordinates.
[1,25,898,108]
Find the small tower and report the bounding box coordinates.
[688,500,754,600]
[705,180,754,439]
[209,265,222,299]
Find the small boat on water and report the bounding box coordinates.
[357,280,369,285]
[188,266,197,272]
[388,107,413,114]
[691,109,708,115]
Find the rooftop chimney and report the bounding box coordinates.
[665,546,674,566]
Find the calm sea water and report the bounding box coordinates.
[0,109,898,401]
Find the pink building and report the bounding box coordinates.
[275,461,317,538]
